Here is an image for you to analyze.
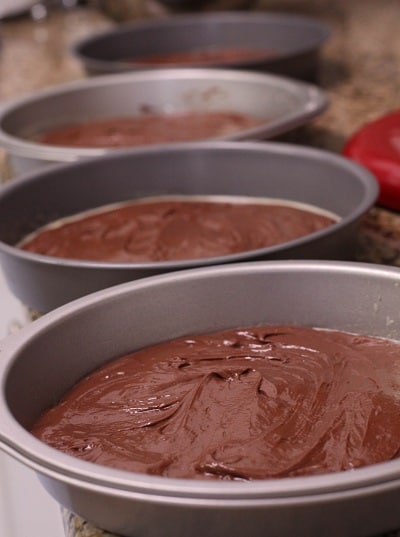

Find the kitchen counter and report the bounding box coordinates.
[1,2,400,537]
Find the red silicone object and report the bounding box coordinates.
[343,109,400,211]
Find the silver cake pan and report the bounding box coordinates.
[0,67,327,177]
[71,11,331,80]
[0,141,377,313]
[0,260,400,537]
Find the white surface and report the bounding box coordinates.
[0,267,64,537]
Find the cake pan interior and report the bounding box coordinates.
[0,260,400,537]
[72,11,331,80]
[0,141,377,313]
[0,67,327,176]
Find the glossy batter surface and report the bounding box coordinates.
[32,325,400,480]
[37,111,262,148]
[19,198,335,262]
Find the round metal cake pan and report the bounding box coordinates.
[0,67,327,177]
[0,141,377,313]
[71,11,331,80]
[0,260,400,537]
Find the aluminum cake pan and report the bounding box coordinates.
[0,67,327,176]
[71,11,331,80]
[0,260,399,537]
[0,141,377,313]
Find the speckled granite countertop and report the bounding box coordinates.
[1,2,400,537]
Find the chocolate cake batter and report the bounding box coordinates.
[19,197,336,262]
[32,324,400,480]
[37,111,262,148]
[130,47,276,66]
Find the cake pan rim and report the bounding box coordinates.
[71,10,331,72]
[0,68,328,162]
[0,140,378,271]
